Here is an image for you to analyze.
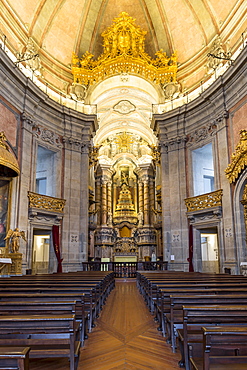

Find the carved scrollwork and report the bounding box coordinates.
[185,189,223,212]
[33,126,62,148]
[89,145,100,167]
[28,191,66,213]
[186,123,217,146]
[21,112,36,127]
[149,145,161,165]
[163,135,187,151]
[225,130,247,183]
[71,12,177,87]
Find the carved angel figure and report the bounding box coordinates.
[4,228,27,253]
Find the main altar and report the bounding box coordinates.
[85,13,168,262]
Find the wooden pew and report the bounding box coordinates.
[166,294,247,353]
[156,286,247,337]
[137,271,247,314]
[0,286,97,333]
[177,305,247,370]
[189,326,247,370]
[0,314,81,370]
[0,293,89,344]
[0,347,30,370]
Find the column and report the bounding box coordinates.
[107,181,112,225]
[149,177,155,225]
[101,182,107,225]
[138,181,144,213]
[95,177,101,225]
[107,182,112,213]
[143,180,149,226]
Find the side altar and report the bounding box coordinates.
[0,227,26,276]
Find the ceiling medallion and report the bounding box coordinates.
[71,12,177,87]
[113,100,135,114]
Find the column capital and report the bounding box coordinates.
[21,111,36,131]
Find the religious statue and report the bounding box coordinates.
[107,211,113,226]
[137,211,143,226]
[4,228,27,253]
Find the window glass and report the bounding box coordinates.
[192,143,214,196]
[36,146,56,196]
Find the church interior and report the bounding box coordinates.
[0,0,247,369]
[1,0,246,276]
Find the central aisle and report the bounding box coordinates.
[79,279,180,370]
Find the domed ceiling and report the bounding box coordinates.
[1,0,246,95]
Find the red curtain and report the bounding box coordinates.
[52,225,63,273]
[187,224,194,272]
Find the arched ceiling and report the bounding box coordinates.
[2,0,246,94]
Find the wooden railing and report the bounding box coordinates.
[81,261,168,278]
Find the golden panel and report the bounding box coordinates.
[241,184,247,242]
[89,146,100,168]
[28,192,66,213]
[185,189,223,212]
[225,130,247,183]
[72,12,177,86]
[0,132,20,177]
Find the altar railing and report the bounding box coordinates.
[81,261,168,278]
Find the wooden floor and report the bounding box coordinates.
[30,279,180,370]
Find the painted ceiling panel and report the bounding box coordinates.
[31,0,61,42]
[209,0,242,24]
[88,0,152,57]
[162,0,204,61]
[42,0,86,62]
[188,0,216,41]
[1,0,245,93]
[6,0,41,28]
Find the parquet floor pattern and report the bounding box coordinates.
[30,279,180,370]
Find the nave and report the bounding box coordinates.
[30,279,180,370]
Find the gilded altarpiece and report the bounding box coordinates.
[91,131,161,261]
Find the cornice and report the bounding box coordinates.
[1,47,97,139]
[153,46,247,133]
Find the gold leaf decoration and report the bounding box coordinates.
[28,192,66,213]
[225,130,247,183]
[185,189,223,212]
[72,12,177,86]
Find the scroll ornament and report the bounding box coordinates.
[225,130,247,183]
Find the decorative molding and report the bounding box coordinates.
[225,228,233,238]
[33,126,62,148]
[206,36,232,72]
[163,82,180,100]
[27,191,66,213]
[62,137,89,152]
[186,123,217,146]
[21,112,36,127]
[113,100,136,114]
[187,207,222,224]
[16,38,41,72]
[68,83,87,102]
[172,234,180,242]
[225,130,247,183]
[71,12,177,87]
[149,145,161,165]
[89,146,100,168]
[185,189,223,212]
[163,135,187,151]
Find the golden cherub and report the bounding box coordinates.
[4,228,27,253]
